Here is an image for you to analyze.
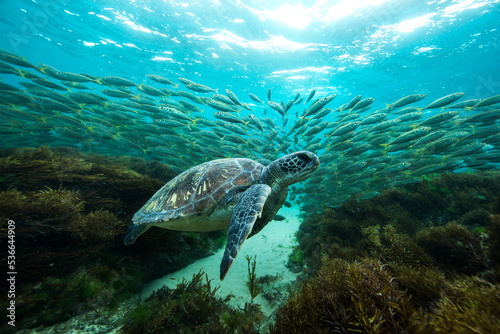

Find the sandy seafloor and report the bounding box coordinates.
[141,205,302,325]
[19,206,302,333]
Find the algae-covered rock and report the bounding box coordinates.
[274,172,500,334]
[416,221,488,275]
[0,146,226,331]
[294,171,499,277]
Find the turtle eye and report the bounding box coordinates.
[298,153,312,163]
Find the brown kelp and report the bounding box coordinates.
[416,221,488,275]
[246,255,264,301]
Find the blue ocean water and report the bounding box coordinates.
[2,1,500,332]
[1,0,499,109]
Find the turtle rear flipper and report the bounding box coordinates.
[220,184,272,280]
[124,221,151,245]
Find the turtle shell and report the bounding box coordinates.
[133,158,263,227]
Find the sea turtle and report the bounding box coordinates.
[124,151,320,280]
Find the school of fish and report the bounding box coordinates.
[1,48,499,216]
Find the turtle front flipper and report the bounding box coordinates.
[220,184,272,280]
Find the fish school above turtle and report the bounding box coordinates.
[124,151,320,280]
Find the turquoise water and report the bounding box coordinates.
[2,0,499,103]
[1,1,500,332]
[1,0,500,230]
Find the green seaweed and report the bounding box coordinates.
[213,233,228,250]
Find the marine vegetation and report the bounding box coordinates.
[270,258,416,334]
[362,224,433,269]
[272,171,500,333]
[120,270,262,334]
[246,255,264,301]
[421,280,500,332]
[15,264,145,329]
[416,221,488,275]
[295,171,500,275]
[391,266,453,311]
[489,203,500,280]
[0,146,226,331]
[257,272,289,309]
[271,258,500,333]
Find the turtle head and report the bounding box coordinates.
[264,151,320,186]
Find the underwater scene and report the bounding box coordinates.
[1,0,500,333]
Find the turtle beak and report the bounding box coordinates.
[302,151,320,173]
[310,154,320,171]
[290,151,320,183]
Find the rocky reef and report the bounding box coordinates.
[2,146,499,333]
[274,170,500,333]
[0,146,226,332]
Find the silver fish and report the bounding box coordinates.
[249,93,264,104]
[420,92,464,110]
[470,94,500,109]
[226,89,243,106]
[304,89,316,104]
